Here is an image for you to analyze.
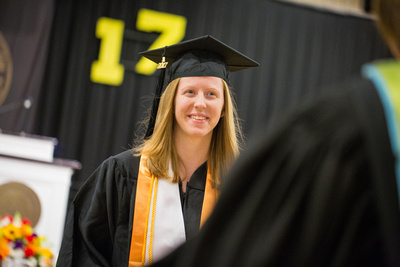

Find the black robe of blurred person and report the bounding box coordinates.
[151,75,400,266]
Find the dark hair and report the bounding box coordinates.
[373,0,400,57]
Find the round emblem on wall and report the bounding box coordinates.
[0,32,13,106]
[0,182,41,227]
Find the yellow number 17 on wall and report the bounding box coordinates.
[91,9,187,86]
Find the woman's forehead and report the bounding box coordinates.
[177,76,224,89]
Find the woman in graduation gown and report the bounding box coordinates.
[152,0,400,266]
[56,36,258,267]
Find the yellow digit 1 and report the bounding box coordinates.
[91,17,125,86]
[135,9,187,75]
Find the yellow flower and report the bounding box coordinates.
[2,224,22,241]
[38,247,53,258]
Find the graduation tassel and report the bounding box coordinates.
[144,47,168,139]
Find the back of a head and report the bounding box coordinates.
[152,80,400,266]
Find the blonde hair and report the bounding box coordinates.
[135,77,243,188]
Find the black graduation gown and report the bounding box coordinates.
[56,150,208,267]
[152,77,400,266]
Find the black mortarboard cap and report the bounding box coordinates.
[140,35,260,82]
[140,35,259,138]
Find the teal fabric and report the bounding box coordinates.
[363,60,400,206]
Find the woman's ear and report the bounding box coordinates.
[220,111,225,118]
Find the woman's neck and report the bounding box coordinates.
[174,133,211,182]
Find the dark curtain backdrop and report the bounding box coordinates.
[35,0,391,203]
[0,0,54,132]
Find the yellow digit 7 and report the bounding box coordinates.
[91,17,125,86]
[135,9,187,75]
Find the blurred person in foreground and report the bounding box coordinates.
[152,0,400,266]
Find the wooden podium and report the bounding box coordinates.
[0,132,81,262]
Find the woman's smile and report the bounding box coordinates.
[189,114,208,121]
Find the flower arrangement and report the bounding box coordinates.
[0,213,53,267]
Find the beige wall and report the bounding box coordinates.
[281,0,370,17]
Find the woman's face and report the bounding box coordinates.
[174,76,225,141]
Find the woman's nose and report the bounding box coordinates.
[194,95,206,109]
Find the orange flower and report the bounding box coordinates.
[20,223,33,237]
[0,238,10,260]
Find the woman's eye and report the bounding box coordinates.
[185,89,195,94]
